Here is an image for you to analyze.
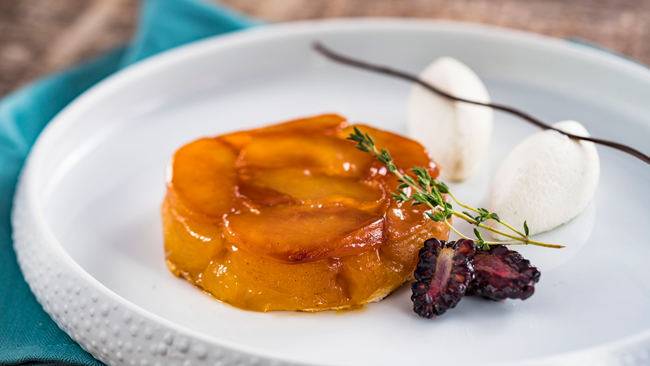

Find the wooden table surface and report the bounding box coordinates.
[1,0,649,97]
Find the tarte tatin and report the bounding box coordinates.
[162,114,450,311]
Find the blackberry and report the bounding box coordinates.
[411,238,475,318]
[467,245,540,301]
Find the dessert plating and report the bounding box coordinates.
[162,114,450,312]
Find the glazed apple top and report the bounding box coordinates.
[166,114,439,264]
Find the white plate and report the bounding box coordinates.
[12,19,650,366]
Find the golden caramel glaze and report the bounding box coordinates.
[162,114,449,311]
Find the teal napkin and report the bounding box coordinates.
[0,0,253,364]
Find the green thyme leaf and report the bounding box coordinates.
[435,181,449,194]
[365,133,375,145]
[473,229,489,249]
[524,220,530,237]
[425,212,440,222]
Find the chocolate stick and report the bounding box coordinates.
[313,41,650,166]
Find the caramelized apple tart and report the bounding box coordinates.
[162,114,450,311]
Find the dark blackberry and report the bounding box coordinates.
[467,245,541,301]
[411,238,475,318]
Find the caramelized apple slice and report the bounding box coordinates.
[223,204,386,263]
[240,168,385,211]
[382,212,450,271]
[200,249,346,312]
[236,180,298,207]
[337,249,404,304]
[339,124,438,175]
[219,114,347,152]
[382,177,450,269]
[169,138,238,219]
[239,134,374,177]
[262,114,347,135]
[162,197,226,277]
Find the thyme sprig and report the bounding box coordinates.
[348,127,564,249]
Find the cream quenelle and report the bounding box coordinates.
[488,120,600,239]
[407,57,493,181]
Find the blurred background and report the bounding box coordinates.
[1,0,649,98]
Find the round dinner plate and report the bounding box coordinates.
[12,19,650,366]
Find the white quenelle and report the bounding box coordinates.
[488,120,600,239]
[407,57,493,181]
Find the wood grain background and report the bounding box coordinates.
[1,0,649,97]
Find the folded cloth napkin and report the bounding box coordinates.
[0,0,253,364]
